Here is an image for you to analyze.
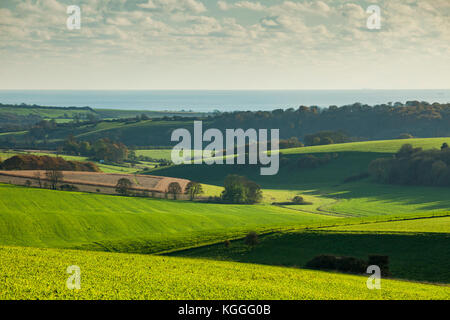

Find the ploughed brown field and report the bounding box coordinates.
[0,170,190,193]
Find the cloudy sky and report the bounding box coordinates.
[0,0,449,90]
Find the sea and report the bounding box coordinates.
[0,90,449,112]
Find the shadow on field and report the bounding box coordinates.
[152,151,450,213]
[167,231,450,284]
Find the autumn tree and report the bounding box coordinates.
[185,181,204,201]
[45,170,63,190]
[167,182,182,200]
[115,178,132,196]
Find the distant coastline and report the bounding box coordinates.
[0,89,449,112]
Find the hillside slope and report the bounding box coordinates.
[0,184,334,253]
[1,246,448,300]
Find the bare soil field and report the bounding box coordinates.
[0,170,190,194]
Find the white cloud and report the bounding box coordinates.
[137,0,206,13]
[1,0,449,89]
[235,1,265,11]
[218,1,265,11]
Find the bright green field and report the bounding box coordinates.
[153,139,450,217]
[135,149,173,160]
[326,216,450,233]
[1,246,447,300]
[1,137,450,299]
[172,215,450,283]
[0,184,335,253]
[282,137,450,154]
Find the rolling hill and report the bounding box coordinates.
[0,184,335,253]
[1,245,448,300]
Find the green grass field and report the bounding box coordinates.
[171,215,450,283]
[1,246,447,300]
[325,216,450,233]
[0,105,97,119]
[1,137,449,299]
[0,184,335,253]
[135,149,174,161]
[282,137,450,154]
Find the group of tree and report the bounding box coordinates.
[184,181,204,200]
[221,174,262,204]
[62,136,129,163]
[207,102,450,142]
[304,131,350,146]
[369,143,450,186]
[114,176,261,203]
[115,178,133,196]
[114,178,204,201]
[0,154,99,172]
[3,101,450,150]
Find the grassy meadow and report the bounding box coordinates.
[0,184,336,253]
[1,245,448,300]
[0,137,449,299]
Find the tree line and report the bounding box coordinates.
[1,101,449,149]
[62,136,129,163]
[369,143,450,186]
[0,154,99,172]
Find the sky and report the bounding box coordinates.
[0,0,449,90]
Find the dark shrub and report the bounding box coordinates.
[224,240,231,248]
[60,184,79,191]
[335,256,368,274]
[306,255,368,274]
[297,155,329,168]
[304,131,349,146]
[244,231,259,246]
[368,255,390,276]
[305,255,338,270]
[292,196,305,204]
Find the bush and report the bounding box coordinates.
[292,196,305,204]
[224,240,231,248]
[115,178,132,196]
[305,255,368,274]
[221,175,262,204]
[297,155,330,169]
[368,255,390,276]
[244,231,259,246]
[304,131,349,146]
[60,184,79,191]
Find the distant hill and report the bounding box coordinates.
[0,101,449,148]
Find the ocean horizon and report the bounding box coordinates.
[1,89,449,112]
